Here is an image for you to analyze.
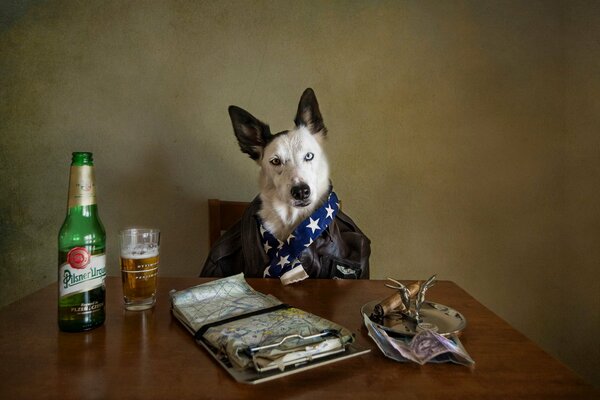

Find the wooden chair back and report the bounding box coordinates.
[208,199,249,248]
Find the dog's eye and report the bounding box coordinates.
[304,152,314,161]
[270,157,281,166]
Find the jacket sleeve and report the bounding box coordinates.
[200,220,243,277]
[302,210,371,279]
[335,211,371,279]
[200,201,267,278]
[200,252,225,277]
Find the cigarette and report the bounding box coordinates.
[371,281,421,320]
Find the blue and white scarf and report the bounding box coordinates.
[259,190,340,283]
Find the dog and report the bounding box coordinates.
[201,88,370,283]
[229,88,331,241]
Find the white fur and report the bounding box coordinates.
[258,126,330,240]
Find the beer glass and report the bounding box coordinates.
[120,228,160,310]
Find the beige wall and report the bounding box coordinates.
[1,0,598,387]
[564,0,600,386]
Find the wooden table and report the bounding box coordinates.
[0,277,596,399]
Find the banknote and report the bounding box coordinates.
[363,314,474,366]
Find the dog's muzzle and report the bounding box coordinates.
[291,183,311,207]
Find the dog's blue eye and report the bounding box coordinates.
[270,157,281,166]
[304,152,314,161]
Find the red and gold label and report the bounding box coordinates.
[67,247,90,269]
[59,249,106,298]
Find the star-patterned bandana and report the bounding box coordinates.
[259,190,340,284]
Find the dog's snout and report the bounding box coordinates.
[291,183,311,201]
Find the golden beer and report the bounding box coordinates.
[120,251,159,306]
[119,227,160,310]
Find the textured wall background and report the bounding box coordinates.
[1,0,598,387]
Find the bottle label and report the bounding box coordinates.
[59,247,106,297]
[68,165,96,208]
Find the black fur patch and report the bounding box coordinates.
[228,106,272,160]
[294,88,327,135]
[229,88,327,161]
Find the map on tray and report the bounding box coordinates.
[170,274,369,384]
[171,273,282,334]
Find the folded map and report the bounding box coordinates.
[171,274,368,383]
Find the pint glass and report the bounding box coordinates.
[120,228,160,310]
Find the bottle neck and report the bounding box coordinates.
[66,204,99,217]
[66,165,98,213]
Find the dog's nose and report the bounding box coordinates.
[291,183,311,201]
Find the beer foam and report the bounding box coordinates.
[121,246,159,259]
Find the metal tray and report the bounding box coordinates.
[198,339,370,384]
[361,300,466,337]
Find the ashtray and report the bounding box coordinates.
[361,300,467,337]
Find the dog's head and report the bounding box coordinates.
[228,88,330,209]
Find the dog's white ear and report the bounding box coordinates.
[294,88,327,136]
[228,106,271,161]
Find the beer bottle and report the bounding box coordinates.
[58,152,106,332]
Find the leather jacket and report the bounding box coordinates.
[201,196,371,279]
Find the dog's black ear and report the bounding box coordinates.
[228,106,271,161]
[294,88,327,136]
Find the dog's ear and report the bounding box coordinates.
[228,106,271,161]
[294,88,327,136]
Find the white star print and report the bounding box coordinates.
[307,217,320,233]
[325,204,334,219]
[261,194,341,279]
[277,255,290,268]
[286,233,295,244]
[263,241,272,254]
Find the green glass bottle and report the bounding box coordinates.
[58,152,106,332]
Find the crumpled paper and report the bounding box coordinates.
[363,314,475,367]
